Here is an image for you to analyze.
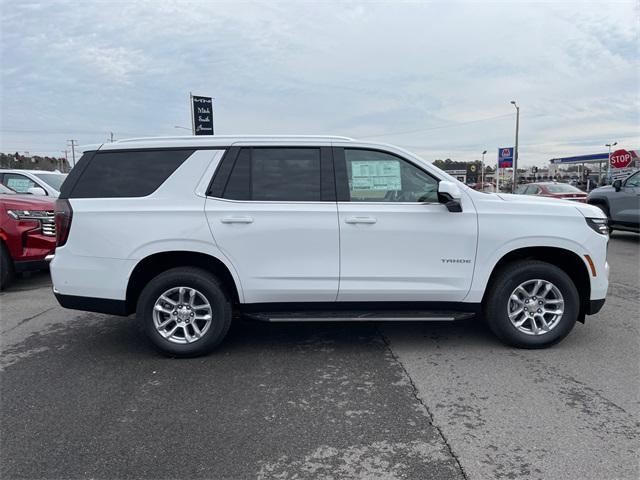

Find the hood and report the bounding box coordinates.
[0,193,56,211]
[495,193,605,219]
[496,193,573,204]
[589,185,615,194]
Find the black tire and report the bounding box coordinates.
[0,242,14,291]
[136,267,232,357]
[484,260,579,349]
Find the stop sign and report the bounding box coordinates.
[610,149,632,169]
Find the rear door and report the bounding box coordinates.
[204,146,339,303]
[334,147,478,302]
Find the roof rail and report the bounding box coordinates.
[115,134,355,144]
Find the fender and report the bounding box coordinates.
[127,239,245,303]
[464,235,591,303]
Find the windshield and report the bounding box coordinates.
[545,184,583,193]
[33,173,67,191]
[0,183,16,194]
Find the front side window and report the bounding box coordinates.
[3,174,38,193]
[223,148,322,201]
[343,149,438,202]
[625,171,640,187]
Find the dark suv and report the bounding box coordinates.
[588,171,640,233]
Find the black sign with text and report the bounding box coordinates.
[191,95,214,135]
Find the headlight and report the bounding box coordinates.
[586,217,609,236]
[7,209,51,220]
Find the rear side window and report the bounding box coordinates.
[223,148,322,201]
[69,149,194,198]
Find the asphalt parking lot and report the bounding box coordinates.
[1,233,638,480]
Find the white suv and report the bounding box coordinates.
[50,136,609,356]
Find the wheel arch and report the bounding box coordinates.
[482,246,591,323]
[126,251,241,314]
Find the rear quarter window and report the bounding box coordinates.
[69,149,194,198]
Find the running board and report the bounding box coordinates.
[244,311,476,323]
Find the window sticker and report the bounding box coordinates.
[6,178,33,192]
[350,160,401,191]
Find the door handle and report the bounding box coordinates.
[221,216,254,224]
[345,216,377,224]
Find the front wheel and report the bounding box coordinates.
[484,260,580,348]
[137,267,232,357]
[0,243,14,291]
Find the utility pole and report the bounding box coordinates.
[510,100,520,193]
[109,132,114,142]
[481,150,487,186]
[61,150,68,172]
[67,140,77,168]
[605,141,617,185]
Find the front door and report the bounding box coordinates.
[334,148,478,302]
[205,146,339,304]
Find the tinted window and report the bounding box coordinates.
[70,149,194,198]
[344,149,438,202]
[3,173,38,193]
[223,148,321,201]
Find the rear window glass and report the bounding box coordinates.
[223,147,322,201]
[545,184,582,193]
[69,149,194,198]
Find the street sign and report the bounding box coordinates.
[191,95,214,135]
[498,147,514,168]
[610,149,633,169]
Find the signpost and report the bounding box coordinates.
[609,149,637,181]
[190,94,214,135]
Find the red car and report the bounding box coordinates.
[515,182,587,202]
[0,183,56,289]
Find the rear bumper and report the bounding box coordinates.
[587,298,606,315]
[54,292,129,316]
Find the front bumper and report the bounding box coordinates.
[14,259,50,273]
[587,298,606,315]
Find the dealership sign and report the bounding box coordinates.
[191,95,214,136]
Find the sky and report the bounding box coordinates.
[1,0,638,167]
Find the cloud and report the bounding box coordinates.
[0,0,638,165]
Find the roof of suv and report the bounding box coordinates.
[89,135,359,152]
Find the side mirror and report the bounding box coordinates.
[438,181,463,213]
[613,179,622,192]
[27,186,47,196]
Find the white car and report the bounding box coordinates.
[0,169,67,197]
[49,136,609,356]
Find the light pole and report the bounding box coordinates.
[481,150,487,186]
[605,141,617,184]
[510,100,520,192]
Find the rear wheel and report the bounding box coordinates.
[137,267,232,357]
[484,260,579,348]
[0,243,14,290]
